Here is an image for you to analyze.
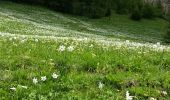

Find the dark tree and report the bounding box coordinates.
[9,0,111,18]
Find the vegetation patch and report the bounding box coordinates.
[0,35,170,99]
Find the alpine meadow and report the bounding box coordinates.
[0,0,170,100]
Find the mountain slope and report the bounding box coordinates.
[1,1,170,99]
[0,1,168,43]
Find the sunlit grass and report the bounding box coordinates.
[0,36,170,99]
[0,1,170,99]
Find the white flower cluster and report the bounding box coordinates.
[149,97,157,100]
[126,91,134,100]
[58,45,75,52]
[10,73,59,91]
[98,82,104,89]
[125,91,168,100]
[33,73,59,84]
[10,85,28,91]
[1,32,170,52]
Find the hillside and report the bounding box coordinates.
[0,1,170,100]
[0,1,168,42]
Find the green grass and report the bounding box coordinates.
[0,1,170,99]
[85,13,168,42]
[0,1,168,42]
[0,36,170,99]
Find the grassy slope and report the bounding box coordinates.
[1,34,170,99]
[0,1,170,100]
[0,33,170,100]
[0,1,168,42]
[86,13,168,42]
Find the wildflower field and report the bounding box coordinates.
[0,1,170,100]
[1,34,170,99]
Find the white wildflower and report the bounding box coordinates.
[18,85,28,89]
[52,73,59,79]
[161,91,168,95]
[138,52,142,54]
[41,76,47,82]
[126,40,130,44]
[35,39,39,42]
[149,97,157,100]
[98,82,104,89]
[159,46,164,52]
[20,39,27,43]
[10,87,16,91]
[33,77,38,84]
[21,86,28,89]
[89,44,94,48]
[67,46,74,52]
[156,42,161,46]
[13,37,17,40]
[0,34,4,37]
[49,59,53,61]
[58,45,65,52]
[49,62,55,66]
[9,38,13,41]
[126,91,134,100]
[13,43,18,46]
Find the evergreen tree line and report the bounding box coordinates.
[10,0,111,18]
[9,0,164,19]
[112,0,164,20]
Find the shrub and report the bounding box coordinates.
[9,0,164,20]
[130,0,143,21]
[154,0,164,18]
[114,0,130,14]
[142,3,155,19]
[9,0,112,18]
[105,8,112,17]
[163,13,170,44]
[131,5,142,21]
[112,0,163,20]
[163,28,170,44]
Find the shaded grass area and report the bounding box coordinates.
[0,1,169,42]
[82,13,168,42]
[0,37,170,99]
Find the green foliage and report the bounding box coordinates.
[9,0,111,18]
[142,3,155,19]
[163,28,170,43]
[8,0,164,20]
[0,1,170,99]
[0,1,168,43]
[112,0,164,20]
[163,13,170,44]
[154,0,164,18]
[131,5,142,21]
[1,36,170,99]
[114,0,130,14]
